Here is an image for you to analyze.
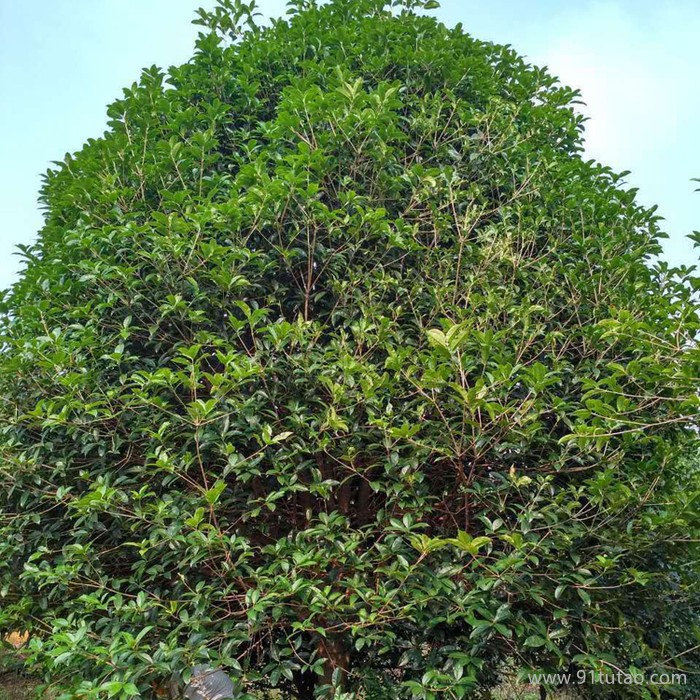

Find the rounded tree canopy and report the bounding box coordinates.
[1,0,698,698]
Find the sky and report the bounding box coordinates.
[0,0,698,292]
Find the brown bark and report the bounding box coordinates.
[355,475,372,526]
[318,635,349,695]
[337,477,352,515]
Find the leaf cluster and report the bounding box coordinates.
[0,1,699,698]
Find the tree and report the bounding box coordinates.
[1,1,698,698]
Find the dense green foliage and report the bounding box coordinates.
[1,1,699,698]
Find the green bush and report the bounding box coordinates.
[1,1,698,698]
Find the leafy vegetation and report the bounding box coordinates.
[1,0,698,698]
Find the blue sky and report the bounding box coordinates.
[1,0,698,291]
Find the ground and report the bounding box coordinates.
[0,669,41,700]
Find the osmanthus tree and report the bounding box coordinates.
[0,0,698,698]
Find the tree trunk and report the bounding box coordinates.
[319,635,349,696]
